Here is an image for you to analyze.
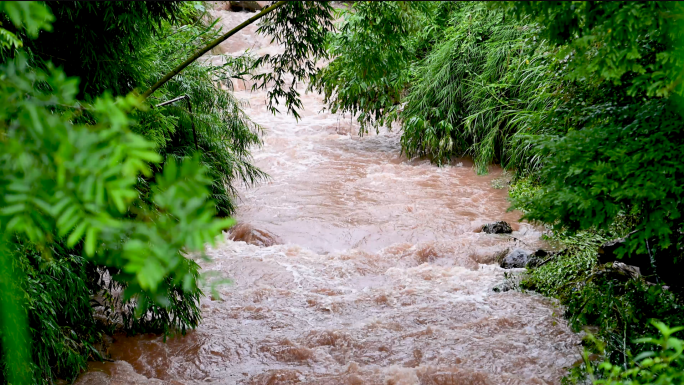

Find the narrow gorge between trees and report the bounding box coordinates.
[75,8,580,385]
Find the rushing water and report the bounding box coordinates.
[76,7,580,385]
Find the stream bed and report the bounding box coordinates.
[76,7,580,385]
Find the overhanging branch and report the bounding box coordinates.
[141,1,287,100]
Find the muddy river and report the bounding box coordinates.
[76,7,580,385]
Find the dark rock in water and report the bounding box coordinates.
[482,221,513,234]
[228,223,281,247]
[492,281,515,293]
[229,1,263,12]
[500,249,531,269]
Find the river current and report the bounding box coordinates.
[76,7,581,385]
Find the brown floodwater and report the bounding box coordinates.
[76,8,580,385]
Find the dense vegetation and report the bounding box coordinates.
[0,1,333,383]
[317,1,684,383]
[2,1,683,383]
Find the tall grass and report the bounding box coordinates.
[399,2,560,174]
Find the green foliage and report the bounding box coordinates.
[0,240,31,384]
[591,322,684,385]
[253,1,334,120]
[507,176,541,213]
[0,1,53,42]
[2,1,264,216]
[5,245,104,383]
[522,230,684,385]
[135,4,266,216]
[5,1,265,216]
[398,2,559,173]
[521,231,605,298]
[312,1,431,131]
[566,278,682,365]
[0,2,233,383]
[0,55,230,295]
[499,2,684,98]
[7,1,185,97]
[511,99,684,266]
[503,0,684,301]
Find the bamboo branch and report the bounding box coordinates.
[154,95,198,150]
[141,1,288,100]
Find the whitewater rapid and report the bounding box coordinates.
[76,6,580,385]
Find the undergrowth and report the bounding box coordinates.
[512,180,684,384]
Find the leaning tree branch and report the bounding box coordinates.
[154,95,199,150]
[141,1,287,100]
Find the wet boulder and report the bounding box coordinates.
[500,249,531,269]
[228,223,281,247]
[492,281,515,292]
[593,262,642,282]
[598,233,654,277]
[229,1,263,12]
[525,249,562,268]
[482,221,512,234]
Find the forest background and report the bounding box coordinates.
[1,1,683,384]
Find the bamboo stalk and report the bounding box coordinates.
[141,1,287,100]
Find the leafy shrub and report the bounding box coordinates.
[499,2,684,99]
[5,1,186,97]
[522,231,683,384]
[0,3,232,382]
[511,99,684,282]
[521,222,683,383]
[592,322,684,385]
[2,1,266,217]
[565,322,684,385]
[502,1,684,282]
[312,1,431,131]
[0,244,103,384]
[521,231,605,297]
